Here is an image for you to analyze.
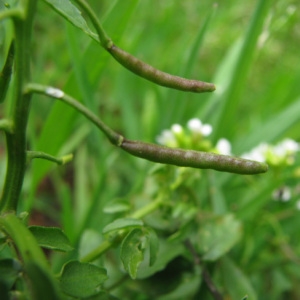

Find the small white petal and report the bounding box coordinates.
[242,143,268,162]
[216,138,231,155]
[201,124,213,136]
[156,130,176,146]
[171,124,183,134]
[281,139,299,152]
[187,118,202,132]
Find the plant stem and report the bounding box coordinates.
[0,0,37,212]
[24,83,123,146]
[184,240,223,300]
[0,41,15,103]
[0,212,49,268]
[0,8,24,21]
[26,151,73,165]
[0,119,14,133]
[73,0,112,49]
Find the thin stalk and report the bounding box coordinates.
[73,0,112,49]
[0,119,14,133]
[0,0,37,212]
[26,151,73,165]
[24,83,123,146]
[0,8,24,21]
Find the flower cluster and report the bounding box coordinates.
[156,118,231,155]
[242,139,300,167]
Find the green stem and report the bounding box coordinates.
[0,212,62,299]
[80,196,163,263]
[0,41,15,103]
[0,0,37,212]
[0,212,49,267]
[0,119,14,133]
[26,151,73,165]
[24,83,123,146]
[0,8,24,21]
[73,0,112,48]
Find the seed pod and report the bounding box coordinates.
[121,139,268,175]
[108,45,215,93]
[0,41,14,103]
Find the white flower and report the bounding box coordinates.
[156,129,177,147]
[274,139,299,156]
[242,143,268,162]
[171,124,183,135]
[187,118,202,132]
[216,138,232,155]
[296,200,300,211]
[201,124,213,136]
[187,118,212,136]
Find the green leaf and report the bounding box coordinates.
[59,260,108,298]
[29,226,73,252]
[120,228,145,279]
[197,214,242,261]
[43,0,98,42]
[213,0,273,140]
[235,97,300,153]
[0,259,22,289]
[103,198,131,214]
[137,240,186,279]
[146,227,159,266]
[102,218,144,234]
[220,256,257,300]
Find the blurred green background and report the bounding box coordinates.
[1,0,300,299]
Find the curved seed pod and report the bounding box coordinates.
[0,41,14,103]
[121,139,268,175]
[108,45,215,93]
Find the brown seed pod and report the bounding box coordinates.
[120,139,268,175]
[108,45,215,93]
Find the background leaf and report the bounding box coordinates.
[102,218,143,234]
[59,260,108,298]
[43,0,98,41]
[29,226,73,252]
[196,214,242,261]
[120,228,145,279]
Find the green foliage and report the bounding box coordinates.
[0,0,300,299]
[59,261,108,298]
[29,226,74,252]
